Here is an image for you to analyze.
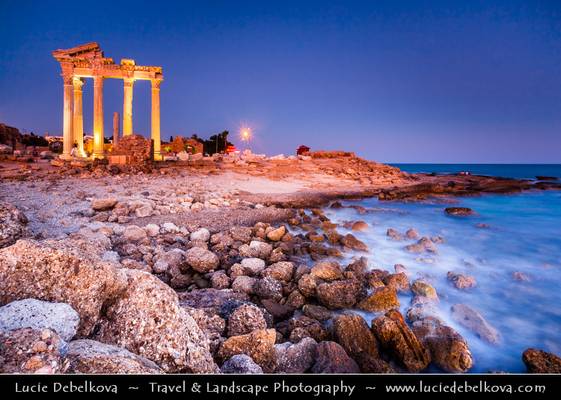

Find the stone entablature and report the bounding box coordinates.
[52,42,163,161]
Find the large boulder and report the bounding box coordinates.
[412,317,473,373]
[0,239,127,337]
[66,339,162,373]
[217,329,277,372]
[0,201,28,248]
[262,261,295,282]
[450,304,500,344]
[185,247,220,273]
[522,349,561,373]
[274,337,317,373]
[310,261,343,281]
[371,310,430,372]
[333,313,391,372]
[311,341,360,373]
[0,299,79,342]
[0,328,67,373]
[340,234,368,251]
[94,269,217,373]
[316,279,361,309]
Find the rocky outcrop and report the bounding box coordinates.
[412,317,473,373]
[333,313,392,372]
[0,201,28,248]
[445,207,474,216]
[522,348,561,373]
[0,299,79,342]
[94,269,217,373]
[357,286,400,312]
[371,310,430,372]
[0,239,127,337]
[66,339,162,373]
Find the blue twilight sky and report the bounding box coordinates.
[0,0,560,163]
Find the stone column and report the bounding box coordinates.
[61,75,74,160]
[122,78,134,136]
[72,77,86,157]
[92,76,105,159]
[113,112,120,146]
[151,79,162,160]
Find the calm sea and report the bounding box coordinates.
[323,164,561,372]
[390,163,561,180]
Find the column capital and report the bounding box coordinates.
[123,77,135,87]
[151,78,163,89]
[62,73,74,86]
[72,76,85,89]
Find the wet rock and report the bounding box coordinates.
[394,263,407,273]
[297,274,318,297]
[445,207,474,216]
[405,237,437,253]
[240,258,266,276]
[357,286,400,312]
[406,303,440,323]
[316,279,361,309]
[94,270,217,372]
[351,221,368,231]
[0,201,28,248]
[66,339,162,373]
[231,276,257,295]
[275,337,317,373]
[341,234,369,251]
[91,198,118,211]
[0,299,79,342]
[333,313,391,372]
[310,261,343,281]
[522,348,561,373]
[221,354,263,374]
[227,304,267,336]
[371,310,430,372]
[383,273,410,292]
[447,272,477,289]
[190,228,210,242]
[217,329,277,372]
[405,228,419,239]
[386,228,403,241]
[412,318,473,373]
[311,341,360,373]
[513,271,531,282]
[450,304,500,345]
[0,328,67,373]
[285,290,306,309]
[185,247,219,273]
[0,239,127,337]
[411,280,438,300]
[267,226,286,242]
[123,225,148,242]
[178,288,249,315]
[254,277,283,301]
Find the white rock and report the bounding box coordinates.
[190,228,210,242]
[0,299,80,341]
[162,222,179,234]
[144,224,160,237]
[241,258,266,275]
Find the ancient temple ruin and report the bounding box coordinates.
[52,42,163,160]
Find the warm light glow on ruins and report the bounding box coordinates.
[240,127,252,142]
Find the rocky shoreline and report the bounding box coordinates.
[1,155,560,374]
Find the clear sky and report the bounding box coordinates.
[1,0,560,163]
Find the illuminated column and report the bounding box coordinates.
[113,112,120,146]
[61,75,74,159]
[122,78,134,136]
[151,78,162,160]
[72,77,86,157]
[92,75,105,159]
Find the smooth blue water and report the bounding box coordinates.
[324,186,561,372]
[390,163,561,180]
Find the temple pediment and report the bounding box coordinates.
[52,42,104,61]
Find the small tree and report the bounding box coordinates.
[171,136,185,153]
